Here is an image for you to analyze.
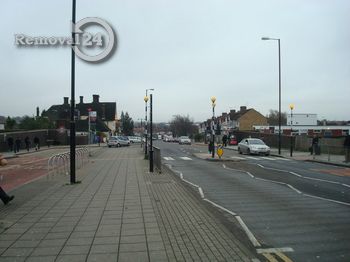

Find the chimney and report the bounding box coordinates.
[36,107,40,118]
[79,96,84,104]
[230,109,236,114]
[63,97,69,105]
[240,106,247,112]
[93,94,99,103]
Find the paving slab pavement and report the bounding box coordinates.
[0,146,258,261]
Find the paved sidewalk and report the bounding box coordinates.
[0,146,257,261]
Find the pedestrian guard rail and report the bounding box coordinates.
[47,147,89,177]
[152,145,162,172]
[311,145,348,163]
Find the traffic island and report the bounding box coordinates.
[193,152,243,162]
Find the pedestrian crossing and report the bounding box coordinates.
[163,156,192,161]
[231,156,292,161]
[163,156,292,162]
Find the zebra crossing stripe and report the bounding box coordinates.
[246,156,261,160]
[276,157,291,161]
[261,157,277,161]
[163,157,175,161]
[180,157,192,160]
[231,156,246,160]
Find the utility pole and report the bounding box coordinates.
[70,0,76,184]
[149,94,154,172]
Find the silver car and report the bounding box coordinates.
[128,136,142,143]
[238,138,270,156]
[179,136,191,145]
[107,136,130,147]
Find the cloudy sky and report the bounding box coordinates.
[0,0,349,122]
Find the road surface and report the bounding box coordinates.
[155,141,350,262]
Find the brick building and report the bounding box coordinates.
[43,95,117,133]
[199,106,267,135]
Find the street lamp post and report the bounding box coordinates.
[70,0,77,184]
[149,94,154,172]
[262,37,282,155]
[144,89,154,157]
[144,95,149,157]
[138,118,143,148]
[290,104,294,157]
[211,96,216,158]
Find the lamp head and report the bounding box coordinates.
[210,96,216,103]
[289,104,294,110]
[144,96,149,102]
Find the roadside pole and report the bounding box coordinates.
[70,0,76,184]
[149,94,154,172]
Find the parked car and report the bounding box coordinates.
[238,138,270,155]
[229,135,238,145]
[179,136,191,145]
[128,136,142,143]
[163,135,174,142]
[107,136,130,147]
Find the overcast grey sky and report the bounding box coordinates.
[1,0,349,122]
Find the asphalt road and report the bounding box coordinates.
[155,141,350,262]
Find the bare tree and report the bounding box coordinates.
[169,115,197,137]
[266,110,287,125]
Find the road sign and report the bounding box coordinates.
[217,144,224,158]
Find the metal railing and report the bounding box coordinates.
[311,145,349,164]
[152,145,161,172]
[47,147,89,177]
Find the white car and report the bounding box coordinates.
[163,135,174,142]
[179,136,191,145]
[238,138,270,156]
[107,136,130,147]
[128,136,142,143]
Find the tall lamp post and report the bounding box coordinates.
[138,118,144,148]
[262,36,282,155]
[144,88,154,157]
[211,96,216,158]
[144,95,149,156]
[70,0,77,184]
[149,94,154,172]
[289,104,294,157]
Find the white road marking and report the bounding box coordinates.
[236,216,261,247]
[180,157,192,160]
[303,194,350,206]
[168,164,262,249]
[246,156,261,160]
[289,171,302,177]
[198,187,204,199]
[256,247,294,254]
[287,184,302,194]
[240,163,350,206]
[203,198,237,216]
[246,172,255,178]
[261,157,277,161]
[258,163,350,189]
[256,164,287,173]
[163,157,175,161]
[230,156,246,160]
[277,157,292,161]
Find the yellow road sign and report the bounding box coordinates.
[217,145,223,158]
